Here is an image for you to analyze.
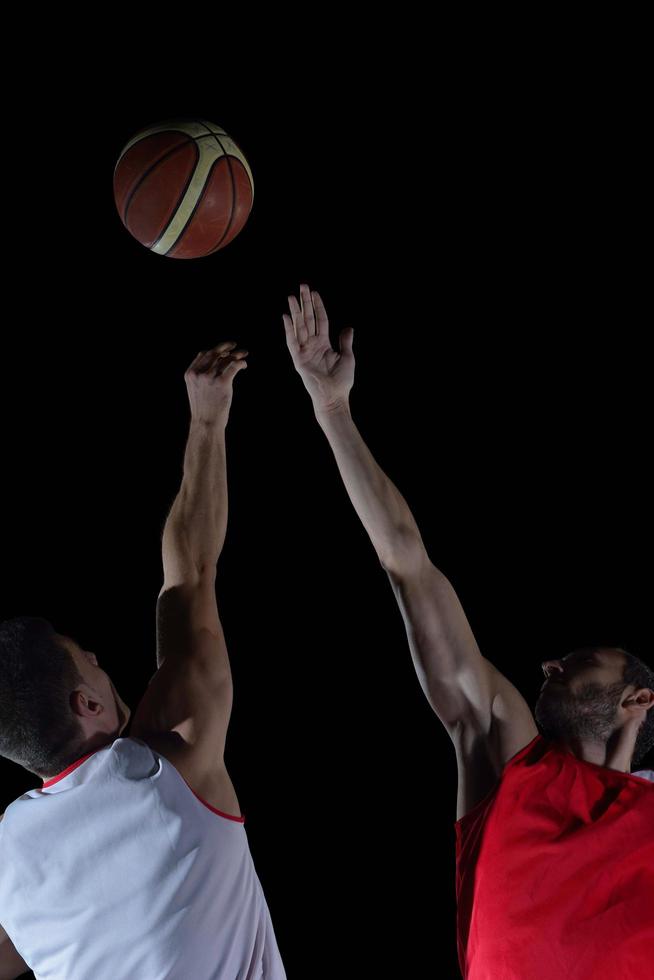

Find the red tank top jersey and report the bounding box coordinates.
[454,734,654,979]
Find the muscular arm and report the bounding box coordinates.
[131,347,247,813]
[314,404,483,717]
[314,403,537,754]
[157,418,231,677]
[316,403,480,700]
[283,286,537,806]
[314,405,423,574]
[162,419,228,581]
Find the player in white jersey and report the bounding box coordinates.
[0,342,287,979]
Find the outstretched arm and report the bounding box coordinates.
[130,343,248,817]
[161,342,248,584]
[283,286,537,771]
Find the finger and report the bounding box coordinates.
[211,341,238,353]
[207,347,248,373]
[216,347,248,359]
[194,348,237,375]
[339,327,354,356]
[212,349,245,369]
[220,358,248,381]
[300,283,316,337]
[312,290,329,339]
[288,293,308,346]
[282,313,298,352]
[213,354,248,377]
[186,349,214,373]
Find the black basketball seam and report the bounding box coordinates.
[163,119,238,258]
[180,119,241,258]
[121,138,197,228]
[118,127,228,233]
[194,122,237,256]
[130,133,227,152]
[159,156,226,257]
[201,153,253,257]
[132,121,227,141]
[117,122,226,161]
[118,121,250,258]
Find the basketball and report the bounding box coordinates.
[113,119,254,259]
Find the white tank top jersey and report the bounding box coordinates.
[0,737,287,980]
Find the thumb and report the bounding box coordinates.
[339,327,354,356]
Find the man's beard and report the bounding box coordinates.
[534,680,626,743]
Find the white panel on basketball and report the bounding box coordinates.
[116,120,228,164]
[191,121,254,198]
[150,139,229,255]
[200,121,230,136]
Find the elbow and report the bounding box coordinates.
[379,531,427,580]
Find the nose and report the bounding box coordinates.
[541,659,564,679]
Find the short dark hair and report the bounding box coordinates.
[0,616,87,778]
[619,649,654,769]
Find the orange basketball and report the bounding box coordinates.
[113,119,254,259]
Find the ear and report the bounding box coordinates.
[623,687,654,716]
[70,688,104,718]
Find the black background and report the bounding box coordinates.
[1,19,650,979]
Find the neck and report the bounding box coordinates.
[560,720,639,773]
[79,732,117,756]
[38,733,117,782]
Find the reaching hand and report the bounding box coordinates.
[184,341,248,426]
[282,284,354,413]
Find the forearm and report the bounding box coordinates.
[163,419,228,574]
[315,402,424,571]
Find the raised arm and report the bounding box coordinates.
[130,342,248,817]
[283,286,537,815]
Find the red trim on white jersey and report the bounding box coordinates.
[42,750,100,787]
[41,744,246,822]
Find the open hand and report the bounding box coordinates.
[282,284,354,413]
[184,341,248,425]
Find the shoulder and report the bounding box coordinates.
[133,733,242,819]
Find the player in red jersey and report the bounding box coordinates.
[283,284,654,980]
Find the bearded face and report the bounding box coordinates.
[534,677,627,743]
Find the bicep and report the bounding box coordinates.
[486,659,539,768]
[386,552,538,818]
[130,640,233,757]
[130,575,233,758]
[385,555,538,756]
[155,575,225,674]
[451,671,539,820]
[386,557,495,730]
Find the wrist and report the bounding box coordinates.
[190,415,228,435]
[313,398,351,421]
